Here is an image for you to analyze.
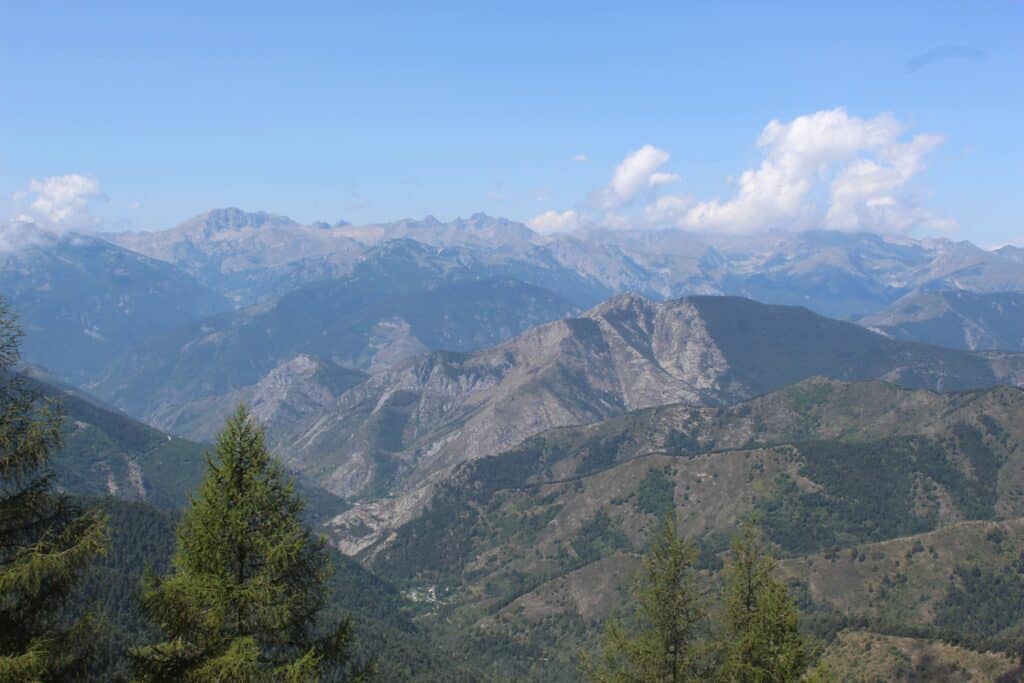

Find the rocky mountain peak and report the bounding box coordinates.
[183,208,299,237]
[585,292,656,319]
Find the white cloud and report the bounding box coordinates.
[605,145,671,206]
[2,174,108,251]
[648,172,681,187]
[0,218,45,253]
[528,209,581,233]
[826,133,944,232]
[571,153,589,162]
[644,194,692,224]
[21,174,106,231]
[541,108,948,235]
[683,109,906,233]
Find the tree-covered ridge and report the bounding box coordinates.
[374,378,1024,580]
[779,517,1024,654]
[11,372,210,509]
[367,377,1024,679]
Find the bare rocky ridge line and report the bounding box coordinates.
[103,208,1024,319]
[301,294,1024,554]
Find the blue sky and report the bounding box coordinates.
[1,1,1021,244]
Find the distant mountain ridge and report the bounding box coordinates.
[105,208,366,304]
[99,208,1024,320]
[0,231,230,383]
[89,240,583,439]
[862,290,1024,351]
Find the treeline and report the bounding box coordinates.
[0,299,366,681]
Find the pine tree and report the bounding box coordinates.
[0,298,108,681]
[719,523,807,682]
[132,405,365,682]
[587,511,710,682]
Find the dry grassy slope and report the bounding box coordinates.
[455,448,795,615]
[814,630,1019,682]
[363,378,1024,679]
[357,378,1024,561]
[336,377,1016,554]
[780,518,1024,632]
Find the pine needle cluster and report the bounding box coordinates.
[131,406,366,682]
[0,299,109,681]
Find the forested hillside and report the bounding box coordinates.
[365,379,1024,679]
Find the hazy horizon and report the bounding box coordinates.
[3,3,1022,246]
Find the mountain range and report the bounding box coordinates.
[308,293,1024,552]
[5,208,1024,397]
[0,231,229,384]
[103,209,1024,319]
[6,206,1024,680]
[861,290,1024,351]
[6,208,1024,551]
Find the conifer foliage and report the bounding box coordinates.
[0,298,108,681]
[586,515,809,683]
[588,511,710,682]
[132,405,364,682]
[720,524,807,682]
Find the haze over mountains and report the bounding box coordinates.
[7,208,1024,496]
[6,207,1024,391]
[5,205,1024,680]
[0,230,230,383]
[862,290,1024,351]
[102,209,1024,319]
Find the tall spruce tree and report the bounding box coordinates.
[0,298,108,681]
[719,523,807,682]
[587,511,710,682]
[132,406,364,682]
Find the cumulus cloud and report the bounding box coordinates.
[684,109,908,233]
[2,174,108,251]
[826,133,944,231]
[605,144,671,206]
[534,108,949,235]
[21,174,106,231]
[649,172,682,187]
[644,194,692,225]
[528,209,581,233]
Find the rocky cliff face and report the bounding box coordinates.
[280,295,742,500]
[266,294,1024,557]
